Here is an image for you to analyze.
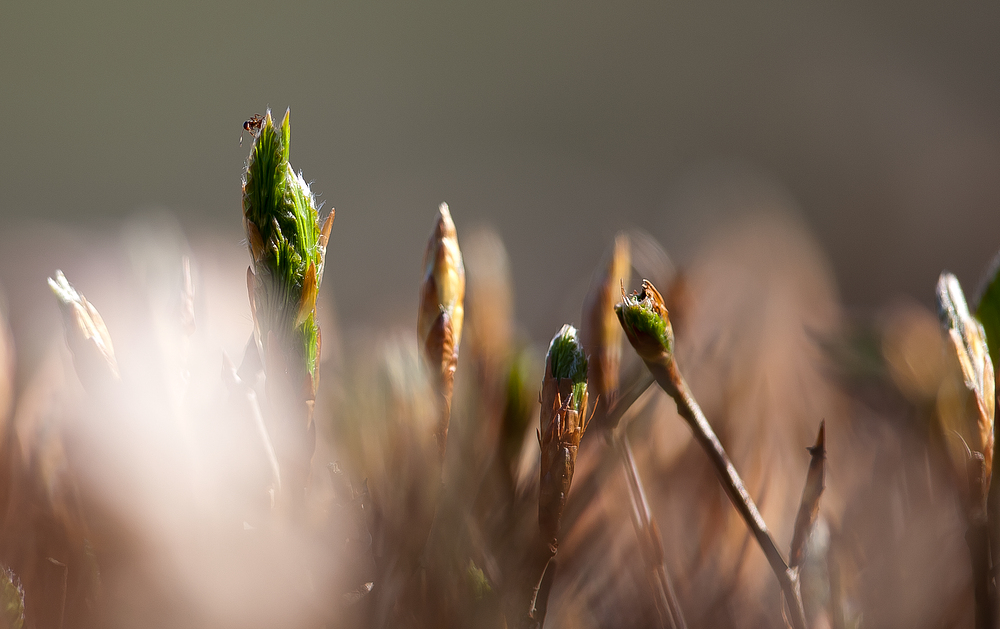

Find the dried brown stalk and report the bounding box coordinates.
[790,421,826,569]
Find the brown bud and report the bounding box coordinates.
[538,325,590,548]
[417,203,466,455]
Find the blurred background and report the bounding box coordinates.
[2,0,999,342]
[2,3,1000,627]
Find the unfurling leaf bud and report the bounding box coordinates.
[538,324,590,549]
[48,270,120,391]
[417,203,466,456]
[615,279,674,364]
[242,108,331,402]
[582,233,631,409]
[937,272,995,485]
[242,108,332,506]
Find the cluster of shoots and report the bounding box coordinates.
[3,109,1000,629]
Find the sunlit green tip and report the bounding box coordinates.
[616,279,673,361]
[547,324,588,385]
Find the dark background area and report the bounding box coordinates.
[2,0,998,339]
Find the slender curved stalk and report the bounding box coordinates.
[617,280,806,629]
[222,353,282,497]
[646,356,806,629]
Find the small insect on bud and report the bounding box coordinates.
[417,203,466,456]
[615,279,674,364]
[48,270,120,391]
[242,109,330,398]
[582,233,631,410]
[937,272,996,485]
[538,324,590,549]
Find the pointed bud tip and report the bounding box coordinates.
[808,421,826,457]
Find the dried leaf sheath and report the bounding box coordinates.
[789,421,826,568]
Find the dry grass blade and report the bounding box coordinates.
[47,270,120,390]
[616,434,687,629]
[789,421,826,569]
[222,352,282,498]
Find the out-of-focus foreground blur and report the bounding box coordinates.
[1,2,999,628]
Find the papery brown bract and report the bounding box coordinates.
[417,203,465,457]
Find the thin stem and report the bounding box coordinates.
[616,434,687,629]
[527,552,557,628]
[644,356,806,629]
[605,371,655,432]
[222,353,282,497]
[561,371,655,533]
[47,558,68,629]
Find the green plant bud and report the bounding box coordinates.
[538,324,590,548]
[546,324,588,410]
[615,279,673,363]
[242,109,332,399]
